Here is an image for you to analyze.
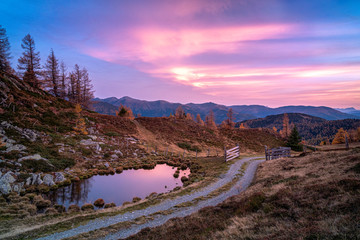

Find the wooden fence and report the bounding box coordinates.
[265,146,290,160]
[224,145,240,162]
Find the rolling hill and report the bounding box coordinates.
[238,113,360,144]
[93,96,360,123]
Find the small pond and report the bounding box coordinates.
[44,164,190,208]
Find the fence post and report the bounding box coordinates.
[265,145,268,161]
[345,134,349,150]
[237,143,240,157]
[224,146,227,162]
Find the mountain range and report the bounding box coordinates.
[92,96,360,124]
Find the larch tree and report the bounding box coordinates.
[226,108,235,129]
[332,128,349,145]
[282,113,290,138]
[116,104,134,120]
[17,34,41,88]
[0,25,12,73]
[43,49,60,96]
[196,114,204,126]
[80,67,94,109]
[175,106,185,119]
[59,61,68,99]
[239,123,246,129]
[205,110,217,130]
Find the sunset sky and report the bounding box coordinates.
[1,0,360,108]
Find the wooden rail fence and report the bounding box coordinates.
[265,146,290,160]
[224,144,240,162]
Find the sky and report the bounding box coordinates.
[1,0,360,108]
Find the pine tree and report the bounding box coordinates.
[43,49,60,96]
[17,34,41,88]
[286,125,302,151]
[0,25,12,73]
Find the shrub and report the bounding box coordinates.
[24,204,37,215]
[181,176,189,182]
[33,195,51,208]
[115,167,123,173]
[38,185,50,193]
[54,204,66,213]
[173,172,179,178]
[132,197,141,203]
[45,207,58,215]
[104,203,116,208]
[68,204,80,213]
[81,203,94,211]
[94,198,105,208]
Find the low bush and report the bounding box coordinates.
[181,176,188,182]
[115,167,123,173]
[54,204,66,213]
[94,198,105,207]
[104,203,116,208]
[81,203,94,211]
[45,207,58,215]
[68,204,80,213]
[132,197,141,203]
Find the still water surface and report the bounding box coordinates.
[44,164,190,208]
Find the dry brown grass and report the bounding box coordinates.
[127,149,360,240]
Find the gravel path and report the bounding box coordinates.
[38,157,264,240]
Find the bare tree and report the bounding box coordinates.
[59,61,68,99]
[175,106,185,119]
[17,34,41,88]
[80,67,94,109]
[43,49,60,96]
[67,64,94,109]
[0,25,12,73]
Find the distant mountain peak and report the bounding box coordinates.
[92,96,360,122]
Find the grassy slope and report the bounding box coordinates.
[128,149,360,240]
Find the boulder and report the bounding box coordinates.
[0,171,15,194]
[104,162,110,168]
[43,174,55,186]
[114,150,123,156]
[12,182,24,193]
[31,173,43,185]
[54,172,65,183]
[1,171,16,184]
[0,182,11,195]
[18,154,45,162]
[26,177,32,185]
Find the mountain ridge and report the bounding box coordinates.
[92,96,360,123]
